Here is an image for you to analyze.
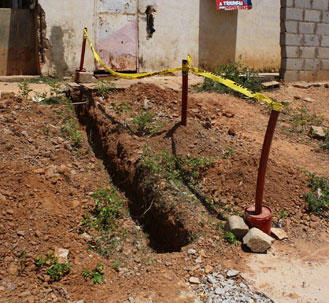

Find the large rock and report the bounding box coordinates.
[309,126,326,140]
[243,228,273,253]
[225,216,249,240]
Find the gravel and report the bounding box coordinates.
[190,269,274,303]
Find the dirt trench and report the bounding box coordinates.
[71,87,206,253]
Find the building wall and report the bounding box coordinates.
[199,0,238,71]
[236,0,281,71]
[137,0,200,72]
[38,0,95,77]
[280,0,329,81]
[0,8,38,75]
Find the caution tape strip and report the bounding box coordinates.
[84,30,281,111]
[84,29,182,79]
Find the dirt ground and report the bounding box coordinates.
[0,75,329,303]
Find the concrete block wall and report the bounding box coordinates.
[280,0,329,81]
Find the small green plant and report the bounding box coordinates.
[130,109,164,136]
[35,250,71,282]
[290,108,324,135]
[80,188,124,231]
[60,118,83,147]
[18,80,33,100]
[224,232,239,246]
[111,101,132,116]
[111,260,121,270]
[305,173,329,215]
[198,56,263,97]
[95,80,116,97]
[320,130,329,153]
[278,210,289,219]
[82,263,105,284]
[18,250,28,276]
[222,146,234,159]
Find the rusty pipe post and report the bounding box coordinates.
[255,110,280,215]
[181,59,189,126]
[79,27,87,72]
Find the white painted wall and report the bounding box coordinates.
[138,0,200,72]
[236,0,281,71]
[38,0,95,76]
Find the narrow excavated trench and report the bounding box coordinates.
[72,88,192,253]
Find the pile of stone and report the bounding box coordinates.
[191,268,274,303]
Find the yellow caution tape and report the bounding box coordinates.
[84,29,182,79]
[84,30,281,111]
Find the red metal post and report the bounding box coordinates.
[255,110,280,215]
[79,27,87,72]
[181,59,189,126]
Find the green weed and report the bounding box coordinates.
[18,250,28,276]
[305,173,329,215]
[18,80,33,100]
[320,130,329,153]
[82,263,105,284]
[111,101,132,116]
[224,232,239,246]
[279,210,289,219]
[95,80,116,97]
[130,109,165,136]
[60,118,83,147]
[222,146,234,159]
[198,57,263,97]
[35,250,71,282]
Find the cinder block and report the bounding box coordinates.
[280,70,300,82]
[312,0,329,10]
[299,22,315,34]
[304,10,321,22]
[316,23,329,35]
[304,34,320,46]
[321,59,329,70]
[282,46,300,58]
[282,58,304,70]
[295,0,311,9]
[322,11,329,24]
[282,8,304,21]
[281,0,294,8]
[299,71,317,81]
[280,33,303,46]
[317,47,329,59]
[321,36,329,47]
[300,46,316,58]
[316,70,329,80]
[304,58,321,70]
[282,21,298,33]
[75,71,94,83]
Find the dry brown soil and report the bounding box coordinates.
[0,77,328,303]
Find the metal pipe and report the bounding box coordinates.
[255,110,280,215]
[181,59,189,126]
[79,27,87,72]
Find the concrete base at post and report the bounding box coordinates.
[75,71,93,83]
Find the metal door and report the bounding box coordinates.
[95,0,138,71]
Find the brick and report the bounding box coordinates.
[282,58,304,70]
[316,70,329,80]
[304,58,321,70]
[295,0,311,9]
[317,47,329,58]
[281,0,294,8]
[299,71,317,81]
[282,8,304,21]
[281,33,303,45]
[304,35,320,46]
[322,11,329,23]
[300,46,316,58]
[280,70,300,81]
[312,0,329,10]
[282,46,300,58]
[321,59,329,70]
[316,23,329,35]
[304,10,321,22]
[299,22,315,34]
[282,21,298,33]
[321,36,329,47]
